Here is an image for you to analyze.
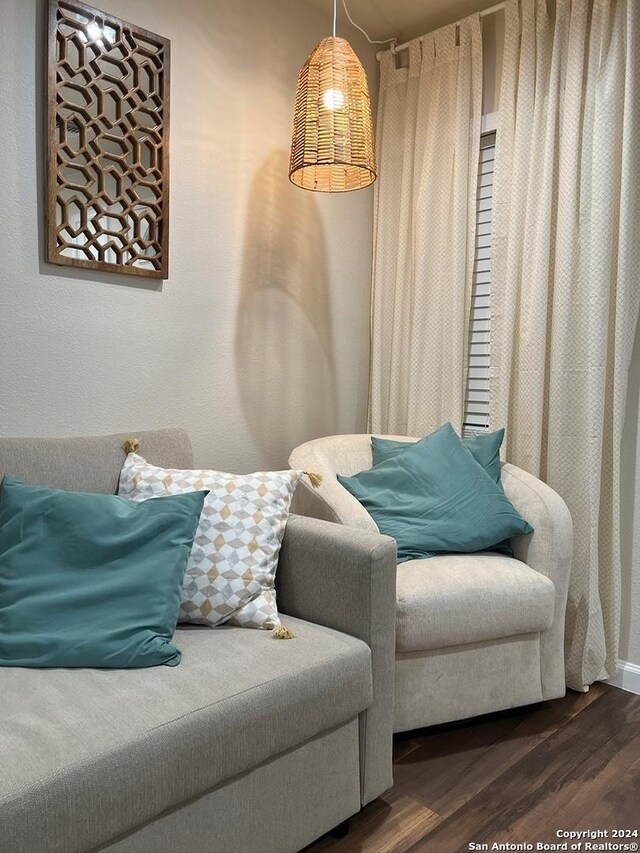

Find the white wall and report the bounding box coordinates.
[0,0,377,472]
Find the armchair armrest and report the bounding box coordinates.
[289,447,379,531]
[276,515,397,805]
[500,463,573,698]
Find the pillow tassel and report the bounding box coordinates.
[305,471,323,488]
[272,625,295,640]
[122,438,141,455]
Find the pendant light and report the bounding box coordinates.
[289,0,377,192]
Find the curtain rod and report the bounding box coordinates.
[375,1,506,60]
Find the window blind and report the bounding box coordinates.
[463,130,496,438]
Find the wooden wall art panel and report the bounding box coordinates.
[46,0,170,278]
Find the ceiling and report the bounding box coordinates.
[306,0,501,43]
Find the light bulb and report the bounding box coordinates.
[86,22,103,41]
[322,88,345,110]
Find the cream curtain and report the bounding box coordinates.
[491,0,640,690]
[368,16,483,435]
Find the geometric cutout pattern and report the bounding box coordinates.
[119,454,301,630]
[46,0,170,279]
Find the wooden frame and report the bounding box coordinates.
[45,0,170,279]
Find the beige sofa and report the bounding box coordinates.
[289,434,573,732]
[0,429,397,853]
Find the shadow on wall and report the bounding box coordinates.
[235,150,338,468]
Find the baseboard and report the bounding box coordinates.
[604,660,640,695]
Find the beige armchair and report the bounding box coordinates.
[289,434,573,732]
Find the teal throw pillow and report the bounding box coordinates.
[338,423,532,563]
[371,428,512,555]
[372,428,505,483]
[0,477,207,668]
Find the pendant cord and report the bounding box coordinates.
[340,0,396,45]
[333,0,337,37]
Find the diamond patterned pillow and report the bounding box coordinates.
[118,454,301,629]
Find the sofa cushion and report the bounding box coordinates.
[0,429,194,494]
[0,477,206,669]
[118,453,301,630]
[0,617,372,853]
[396,553,555,652]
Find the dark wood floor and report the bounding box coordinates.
[309,684,640,853]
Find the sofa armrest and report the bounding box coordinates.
[501,463,573,698]
[276,515,397,805]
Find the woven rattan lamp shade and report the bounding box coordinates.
[289,37,376,192]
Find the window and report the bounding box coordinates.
[463,129,496,437]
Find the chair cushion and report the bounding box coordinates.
[396,553,556,652]
[0,617,372,853]
[371,428,505,483]
[370,430,513,556]
[338,423,533,562]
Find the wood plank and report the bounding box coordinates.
[307,685,640,853]
[504,726,640,841]
[577,753,640,829]
[408,688,639,852]
[394,687,605,817]
[309,791,439,853]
